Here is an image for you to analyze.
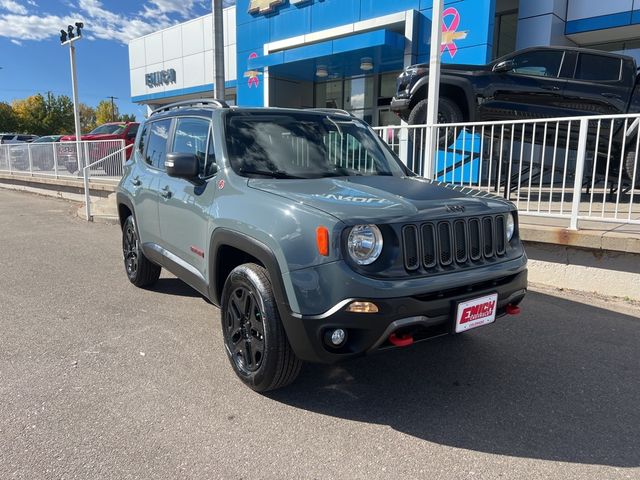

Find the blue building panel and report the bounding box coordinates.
[309,0,361,32]
[565,10,634,34]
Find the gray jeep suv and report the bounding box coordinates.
[116,100,527,392]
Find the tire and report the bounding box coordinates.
[221,263,302,392]
[122,215,161,288]
[408,97,464,148]
[623,148,639,188]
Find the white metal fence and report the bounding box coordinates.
[375,113,640,229]
[0,139,128,183]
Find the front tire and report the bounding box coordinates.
[221,263,302,392]
[408,97,464,148]
[122,215,161,287]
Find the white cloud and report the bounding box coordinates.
[10,38,22,45]
[0,0,28,15]
[0,0,188,45]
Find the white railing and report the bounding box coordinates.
[0,139,128,183]
[375,113,640,229]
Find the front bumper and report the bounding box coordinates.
[280,269,527,364]
[390,97,411,114]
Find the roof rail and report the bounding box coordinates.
[151,98,229,116]
[306,108,355,118]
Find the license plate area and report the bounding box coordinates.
[454,293,498,333]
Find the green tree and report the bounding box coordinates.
[42,92,74,135]
[95,99,119,125]
[79,103,97,133]
[0,102,18,132]
[12,94,47,135]
[119,113,136,123]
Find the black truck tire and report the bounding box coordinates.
[221,263,302,392]
[122,215,161,288]
[408,97,464,148]
[623,148,639,188]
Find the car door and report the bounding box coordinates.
[130,119,171,247]
[482,49,568,120]
[157,116,218,285]
[560,52,629,116]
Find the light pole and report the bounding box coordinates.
[424,0,444,180]
[106,96,118,121]
[212,0,225,100]
[60,23,84,172]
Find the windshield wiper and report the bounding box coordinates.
[240,167,303,179]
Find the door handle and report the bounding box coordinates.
[541,85,560,91]
[130,176,141,187]
[161,186,172,199]
[601,92,622,99]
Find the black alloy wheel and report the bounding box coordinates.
[225,286,265,374]
[121,215,161,287]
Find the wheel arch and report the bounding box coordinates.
[116,192,135,229]
[208,228,291,313]
[409,75,475,121]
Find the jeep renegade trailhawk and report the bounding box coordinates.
[116,100,527,392]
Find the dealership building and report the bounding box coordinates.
[129,0,640,126]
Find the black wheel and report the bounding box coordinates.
[623,148,639,188]
[122,215,161,287]
[408,97,464,148]
[221,263,302,392]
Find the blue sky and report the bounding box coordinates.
[0,0,234,121]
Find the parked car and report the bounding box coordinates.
[27,135,63,171]
[116,100,528,392]
[59,122,139,174]
[0,133,39,144]
[391,46,640,185]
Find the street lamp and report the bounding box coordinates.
[60,22,84,173]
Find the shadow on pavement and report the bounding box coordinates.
[146,278,204,299]
[269,291,640,467]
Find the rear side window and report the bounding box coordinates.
[126,124,139,139]
[511,50,564,77]
[144,119,171,169]
[575,54,621,82]
[172,117,211,177]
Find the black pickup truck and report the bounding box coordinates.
[391,46,640,184]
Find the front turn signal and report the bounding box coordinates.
[316,226,329,256]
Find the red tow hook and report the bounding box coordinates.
[506,304,521,315]
[389,333,414,347]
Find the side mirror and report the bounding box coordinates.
[166,152,200,180]
[493,59,514,73]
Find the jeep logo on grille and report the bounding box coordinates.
[446,204,465,213]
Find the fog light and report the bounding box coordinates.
[345,301,379,313]
[324,328,347,348]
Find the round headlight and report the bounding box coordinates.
[506,213,515,241]
[347,225,383,265]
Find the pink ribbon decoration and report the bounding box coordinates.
[441,7,464,58]
[247,52,260,88]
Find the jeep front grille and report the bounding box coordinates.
[402,215,507,272]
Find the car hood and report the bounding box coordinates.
[409,63,490,75]
[248,175,512,224]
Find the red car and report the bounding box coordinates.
[59,122,139,174]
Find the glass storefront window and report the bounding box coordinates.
[379,73,398,99]
[315,80,343,109]
[344,76,374,111]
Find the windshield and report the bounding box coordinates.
[34,136,58,143]
[224,111,407,179]
[90,124,125,135]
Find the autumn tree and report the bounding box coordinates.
[95,99,119,124]
[42,92,75,134]
[12,94,47,135]
[0,102,18,132]
[79,103,97,132]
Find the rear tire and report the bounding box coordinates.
[221,263,302,392]
[623,148,639,188]
[122,215,161,288]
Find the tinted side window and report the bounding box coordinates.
[126,124,139,138]
[511,50,564,78]
[575,54,621,82]
[145,119,171,169]
[137,124,150,158]
[172,118,210,176]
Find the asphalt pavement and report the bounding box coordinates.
[1,188,639,480]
